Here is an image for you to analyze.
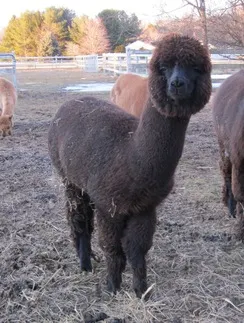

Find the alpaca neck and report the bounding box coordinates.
[131,98,190,183]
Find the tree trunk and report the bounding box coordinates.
[199,0,209,49]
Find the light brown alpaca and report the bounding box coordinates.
[110,74,148,117]
[0,115,13,136]
[0,77,17,136]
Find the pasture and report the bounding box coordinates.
[1,69,244,323]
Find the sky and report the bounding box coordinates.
[0,0,186,29]
[0,0,226,30]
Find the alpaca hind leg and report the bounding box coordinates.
[122,210,156,298]
[65,182,94,271]
[226,176,237,217]
[219,150,236,217]
[97,212,126,294]
[232,165,244,238]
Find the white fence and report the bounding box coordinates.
[0,53,17,87]
[1,53,243,89]
[13,55,99,71]
[101,53,244,88]
[102,53,152,75]
[3,53,243,73]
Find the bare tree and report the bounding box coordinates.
[80,18,110,54]
[65,41,81,55]
[157,15,203,39]
[139,24,161,43]
[183,0,208,48]
[208,0,244,49]
[157,0,209,48]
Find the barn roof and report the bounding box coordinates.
[126,40,154,50]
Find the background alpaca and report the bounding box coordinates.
[0,115,13,136]
[110,74,148,117]
[48,34,212,298]
[212,70,244,236]
[0,77,17,136]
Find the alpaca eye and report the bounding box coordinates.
[159,64,167,72]
[193,66,202,74]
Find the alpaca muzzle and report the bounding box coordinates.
[168,66,193,100]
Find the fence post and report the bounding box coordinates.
[0,52,17,88]
[126,48,131,73]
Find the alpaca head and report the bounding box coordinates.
[149,33,212,118]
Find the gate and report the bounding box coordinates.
[0,53,17,88]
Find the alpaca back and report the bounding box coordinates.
[110,74,148,117]
[212,70,244,156]
[0,77,17,116]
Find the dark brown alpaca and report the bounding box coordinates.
[212,70,244,236]
[48,34,212,298]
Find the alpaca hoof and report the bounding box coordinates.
[133,280,147,299]
[228,197,237,218]
[106,277,121,295]
[80,257,92,272]
[134,287,148,299]
[78,249,92,272]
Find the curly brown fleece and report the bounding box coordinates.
[212,70,244,238]
[48,33,212,298]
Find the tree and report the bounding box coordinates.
[139,24,161,43]
[65,41,81,55]
[182,0,209,48]
[0,12,43,55]
[158,0,209,47]
[0,28,5,43]
[80,18,110,54]
[156,15,203,40]
[98,9,141,51]
[69,16,88,47]
[208,0,244,48]
[37,30,61,56]
[0,7,76,56]
[42,7,75,53]
[61,8,76,29]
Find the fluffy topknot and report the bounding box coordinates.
[149,33,212,118]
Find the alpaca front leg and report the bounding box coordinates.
[65,183,94,271]
[96,212,126,294]
[122,210,156,298]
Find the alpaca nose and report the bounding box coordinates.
[171,77,185,88]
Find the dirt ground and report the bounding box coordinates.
[1,69,244,323]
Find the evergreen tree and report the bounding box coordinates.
[69,16,88,46]
[0,12,42,55]
[42,7,73,53]
[98,10,141,51]
[37,30,61,56]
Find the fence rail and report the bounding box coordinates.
[13,55,100,71]
[2,54,243,71]
[0,53,17,87]
[0,53,243,89]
